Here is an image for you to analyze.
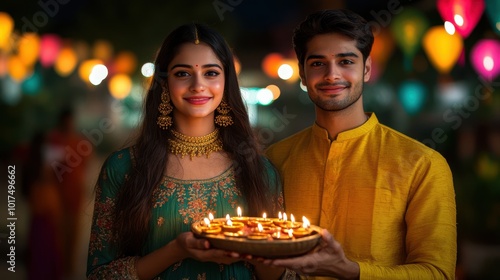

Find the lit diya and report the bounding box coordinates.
[248,212,274,227]
[247,223,270,240]
[222,218,245,233]
[272,229,293,240]
[231,207,249,224]
[292,216,312,238]
[200,218,222,235]
[206,213,222,227]
[251,224,275,234]
[281,214,301,231]
[272,212,288,227]
[222,217,246,238]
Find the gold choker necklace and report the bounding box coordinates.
[168,129,223,159]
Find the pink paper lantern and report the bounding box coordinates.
[437,0,485,38]
[39,34,61,68]
[470,39,500,82]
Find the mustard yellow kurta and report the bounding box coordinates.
[266,113,457,280]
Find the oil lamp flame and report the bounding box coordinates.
[302,216,310,228]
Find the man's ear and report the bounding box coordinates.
[363,56,372,82]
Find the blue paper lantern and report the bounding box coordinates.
[398,80,427,115]
[22,71,42,95]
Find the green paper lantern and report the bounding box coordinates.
[390,8,430,71]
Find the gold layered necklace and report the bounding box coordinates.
[168,129,223,159]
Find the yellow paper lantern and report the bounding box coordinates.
[0,12,14,50]
[108,74,132,99]
[18,33,40,67]
[55,46,78,76]
[423,26,463,74]
[8,55,29,82]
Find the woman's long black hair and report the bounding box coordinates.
[113,23,274,256]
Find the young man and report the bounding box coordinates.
[265,9,457,280]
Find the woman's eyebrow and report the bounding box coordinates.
[170,63,222,70]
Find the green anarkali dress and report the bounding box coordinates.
[87,147,284,279]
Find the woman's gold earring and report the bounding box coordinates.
[157,88,173,130]
[215,99,233,127]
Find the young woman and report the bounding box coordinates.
[87,23,285,279]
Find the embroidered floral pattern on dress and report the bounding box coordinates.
[88,185,116,255]
[152,168,242,225]
[152,181,177,208]
[172,261,182,271]
[87,256,139,280]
